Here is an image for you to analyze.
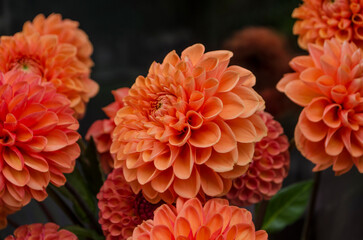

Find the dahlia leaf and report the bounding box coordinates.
[64,225,104,240]
[261,179,313,233]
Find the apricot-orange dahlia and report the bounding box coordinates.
[129,198,268,240]
[277,39,363,175]
[86,88,129,173]
[5,223,78,240]
[0,32,98,117]
[23,13,94,68]
[0,71,80,222]
[97,168,160,240]
[227,111,290,206]
[111,44,267,203]
[293,0,363,49]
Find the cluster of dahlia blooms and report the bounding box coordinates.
[0,13,97,230]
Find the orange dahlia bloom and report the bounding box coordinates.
[129,198,268,240]
[0,71,80,222]
[86,88,129,173]
[277,39,363,175]
[23,13,94,68]
[5,223,78,240]
[111,44,267,203]
[97,168,160,240]
[0,32,98,117]
[227,111,290,206]
[293,0,363,49]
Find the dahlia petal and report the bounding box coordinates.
[3,166,30,187]
[236,143,254,166]
[213,120,236,153]
[300,68,323,83]
[284,80,322,106]
[173,167,200,198]
[325,128,344,156]
[205,150,235,172]
[299,111,328,142]
[322,104,341,128]
[227,66,256,87]
[305,97,331,122]
[195,226,211,240]
[189,122,221,148]
[276,73,299,92]
[27,168,50,191]
[231,86,261,118]
[18,104,47,126]
[174,217,192,237]
[7,184,25,202]
[218,71,239,92]
[218,92,245,120]
[44,129,69,151]
[154,147,177,171]
[202,78,219,98]
[227,118,257,143]
[219,165,249,179]
[205,214,223,237]
[199,165,223,196]
[181,44,205,66]
[332,150,353,173]
[308,43,324,68]
[248,114,268,141]
[31,111,58,134]
[137,163,159,185]
[151,168,175,193]
[173,144,193,179]
[3,147,24,171]
[200,97,223,119]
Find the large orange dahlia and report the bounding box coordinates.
[111,44,267,203]
[227,111,290,206]
[129,198,268,240]
[86,88,129,173]
[0,71,80,223]
[23,13,94,68]
[277,39,363,175]
[0,31,98,117]
[97,168,160,240]
[293,0,363,49]
[5,223,78,240]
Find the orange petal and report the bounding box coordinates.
[200,97,223,120]
[174,217,192,237]
[195,147,212,165]
[231,86,261,118]
[205,150,235,172]
[199,165,223,196]
[44,129,69,152]
[189,122,221,148]
[151,167,174,193]
[218,71,239,92]
[173,167,200,198]
[213,120,236,153]
[173,144,193,179]
[305,97,331,122]
[227,66,256,87]
[137,162,159,185]
[299,110,328,142]
[181,44,205,65]
[227,118,257,143]
[3,147,24,171]
[2,166,30,187]
[284,80,322,106]
[325,128,344,156]
[236,142,254,165]
[151,225,172,240]
[217,92,245,120]
[196,226,211,240]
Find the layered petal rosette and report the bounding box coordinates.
[227,111,290,206]
[97,168,160,240]
[277,39,363,175]
[129,198,268,240]
[86,88,129,173]
[23,13,94,68]
[0,31,99,117]
[293,0,363,49]
[0,71,80,226]
[111,44,267,203]
[5,223,78,240]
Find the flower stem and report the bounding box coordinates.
[255,200,269,230]
[38,201,56,223]
[47,186,84,227]
[64,182,102,235]
[301,172,321,240]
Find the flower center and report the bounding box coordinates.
[151,94,177,118]
[10,58,43,76]
[134,193,160,221]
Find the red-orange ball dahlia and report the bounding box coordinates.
[227,111,290,206]
[23,13,94,68]
[293,0,363,49]
[97,168,160,240]
[0,31,98,117]
[277,39,363,175]
[129,198,268,240]
[111,44,267,203]
[86,88,129,173]
[0,71,80,220]
[5,223,78,240]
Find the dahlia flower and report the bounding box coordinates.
[23,13,94,68]
[0,71,80,222]
[293,0,363,49]
[277,39,363,175]
[5,223,77,240]
[227,111,290,206]
[111,43,267,203]
[0,31,99,117]
[86,88,129,173]
[129,198,268,240]
[97,168,160,240]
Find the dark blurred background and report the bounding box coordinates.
[1,0,363,239]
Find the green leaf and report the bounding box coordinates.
[64,225,104,240]
[262,180,313,233]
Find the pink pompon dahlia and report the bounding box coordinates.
[293,0,363,50]
[97,168,160,240]
[277,39,363,175]
[0,31,98,117]
[86,88,129,173]
[227,111,290,206]
[111,43,267,203]
[0,71,80,225]
[129,198,268,240]
[5,223,78,240]
[23,13,94,68]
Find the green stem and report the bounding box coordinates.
[255,200,269,230]
[301,172,321,240]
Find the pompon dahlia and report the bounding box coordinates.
[0,71,80,222]
[5,223,77,240]
[111,44,267,203]
[227,111,290,206]
[277,39,363,175]
[0,32,98,117]
[129,198,268,240]
[86,88,129,173]
[23,13,94,68]
[97,168,160,240]
[293,0,363,50]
